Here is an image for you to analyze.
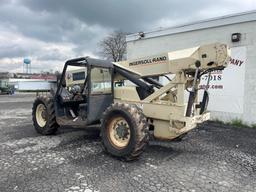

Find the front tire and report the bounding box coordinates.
[101,103,149,161]
[32,96,59,135]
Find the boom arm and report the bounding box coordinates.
[114,43,229,77]
[114,43,230,140]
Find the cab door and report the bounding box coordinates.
[87,66,113,124]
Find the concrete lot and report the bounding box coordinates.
[0,94,255,192]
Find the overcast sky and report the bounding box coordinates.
[0,0,255,73]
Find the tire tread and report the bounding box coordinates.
[101,103,149,161]
[32,95,59,135]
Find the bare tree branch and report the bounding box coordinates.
[98,31,127,62]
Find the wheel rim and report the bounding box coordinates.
[107,116,131,149]
[36,103,47,127]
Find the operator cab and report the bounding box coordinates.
[54,57,114,126]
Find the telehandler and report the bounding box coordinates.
[32,43,229,160]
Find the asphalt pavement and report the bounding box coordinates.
[0,94,255,192]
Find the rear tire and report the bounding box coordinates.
[101,103,149,161]
[32,96,59,135]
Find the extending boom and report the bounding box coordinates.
[114,43,229,77]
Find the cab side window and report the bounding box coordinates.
[91,67,112,94]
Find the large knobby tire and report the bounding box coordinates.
[32,95,59,135]
[101,103,149,161]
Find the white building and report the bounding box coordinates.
[9,79,55,91]
[126,10,256,124]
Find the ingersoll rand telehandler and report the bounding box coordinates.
[32,43,230,160]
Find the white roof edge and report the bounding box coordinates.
[126,10,256,42]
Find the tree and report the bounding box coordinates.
[99,31,127,62]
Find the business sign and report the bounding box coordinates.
[199,46,246,114]
[129,55,168,66]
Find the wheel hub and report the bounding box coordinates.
[36,104,47,127]
[41,110,47,120]
[116,124,129,139]
[107,117,131,149]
